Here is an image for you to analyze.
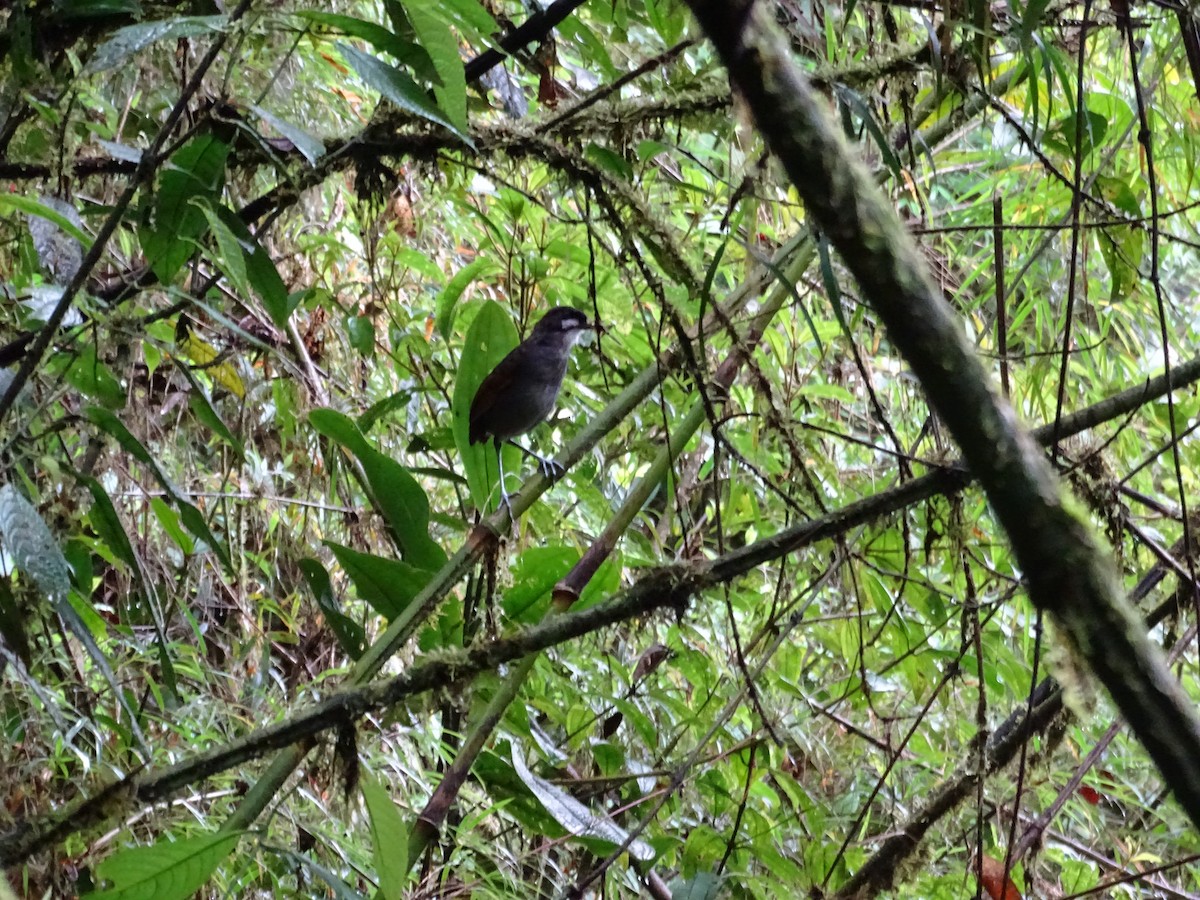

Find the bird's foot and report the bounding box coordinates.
[498,485,515,519]
[537,456,566,481]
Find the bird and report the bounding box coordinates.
[468,306,594,511]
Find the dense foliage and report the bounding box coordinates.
[2,0,1200,897]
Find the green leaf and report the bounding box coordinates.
[141,135,230,283]
[62,344,126,409]
[295,11,438,82]
[326,541,429,620]
[433,0,497,38]
[511,752,654,861]
[0,194,93,250]
[0,484,70,602]
[85,16,225,73]
[436,257,498,340]
[452,301,520,512]
[299,558,367,659]
[339,43,473,146]
[194,199,249,299]
[358,390,413,435]
[670,872,722,900]
[402,2,467,134]
[215,206,291,327]
[82,476,138,570]
[173,362,244,459]
[502,546,579,622]
[310,410,447,570]
[84,831,242,900]
[346,314,376,357]
[210,207,289,328]
[86,408,232,572]
[249,104,326,165]
[585,143,633,181]
[360,772,410,899]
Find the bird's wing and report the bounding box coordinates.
[468,347,521,444]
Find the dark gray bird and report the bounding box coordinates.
[469,306,594,510]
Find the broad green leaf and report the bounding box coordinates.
[358,390,414,435]
[433,0,497,38]
[141,135,230,283]
[452,301,520,512]
[194,199,249,299]
[62,344,126,409]
[309,409,446,570]
[84,831,242,900]
[670,872,722,900]
[326,541,428,620]
[402,2,467,134]
[585,143,633,180]
[360,771,410,899]
[502,546,579,621]
[220,224,288,322]
[299,558,367,659]
[174,362,245,459]
[339,43,472,146]
[346,314,376,357]
[436,257,498,340]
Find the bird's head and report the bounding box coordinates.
[529,307,595,348]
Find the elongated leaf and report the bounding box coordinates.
[0,485,149,750]
[401,3,467,134]
[173,362,244,459]
[0,484,70,602]
[214,204,291,328]
[512,753,654,861]
[310,410,446,570]
[85,16,225,73]
[194,199,249,298]
[294,11,438,82]
[360,772,410,899]
[326,542,428,620]
[299,558,366,659]
[249,104,326,165]
[338,43,473,146]
[86,408,233,571]
[669,872,723,900]
[452,302,519,512]
[436,258,498,340]
[84,831,242,900]
[62,344,126,410]
[141,135,229,283]
[82,476,138,570]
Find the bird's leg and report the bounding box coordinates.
[507,439,565,480]
[494,439,515,515]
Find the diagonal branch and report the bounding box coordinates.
[684,0,1200,833]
